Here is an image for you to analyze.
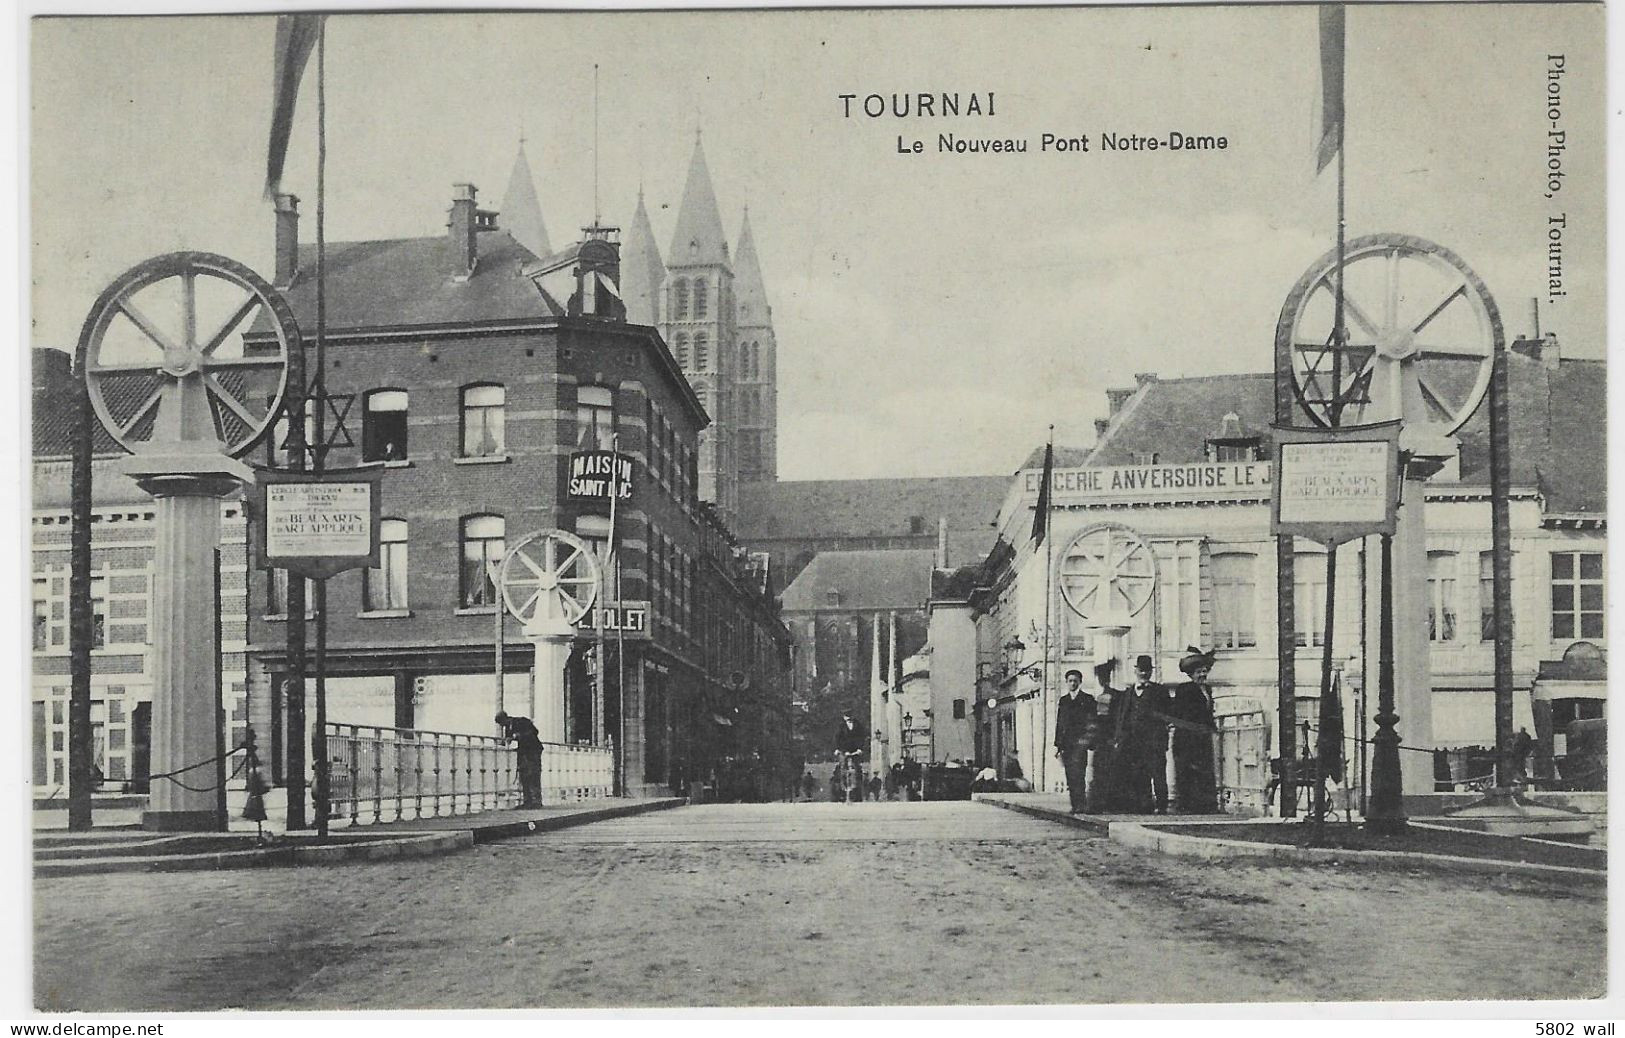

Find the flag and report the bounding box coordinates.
[1315,5,1345,174]
[1031,438,1054,546]
[265,14,324,199]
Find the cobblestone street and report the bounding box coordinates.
[34,802,1605,1011]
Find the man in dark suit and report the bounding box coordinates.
[834,710,865,801]
[1053,668,1096,813]
[1114,654,1172,814]
[1169,647,1219,814]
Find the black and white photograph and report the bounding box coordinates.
[17,0,1611,1017]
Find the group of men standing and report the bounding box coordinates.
[1052,647,1220,815]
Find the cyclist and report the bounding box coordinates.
[834,709,865,802]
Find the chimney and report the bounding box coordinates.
[1541,331,1561,370]
[1134,371,1158,386]
[274,194,299,287]
[448,183,478,279]
[1106,387,1135,415]
[1094,417,1110,438]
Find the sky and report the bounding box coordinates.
[29,4,1607,480]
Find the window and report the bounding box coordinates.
[461,384,505,458]
[674,333,689,368]
[268,570,315,616]
[1426,552,1458,642]
[576,386,615,451]
[1294,551,1327,648]
[576,515,611,567]
[694,332,710,372]
[1155,540,1200,650]
[32,579,47,651]
[361,389,408,461]
[364,519,408,611]
[673,279,689,319]
[693,278,708,319]
[953,699,966,720]
[1214,441,1259,462]
[1480,550,1514,641]
[90,577,106,648]
[460,515,505,607]
[1211,553,1257,649]
[1552,551,1603,640]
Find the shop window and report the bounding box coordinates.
[32,578,48,651]
[1294,551,1327,648]
[1427,552,1458,642]
[1210,552,1256,649]
[460,384,506,458]
[460,515,505,608]
[362,389,408,462]
[1551,551,1603,641]
[364,519,409,611]
[1550,697,1605,757]
[576,386,615,452]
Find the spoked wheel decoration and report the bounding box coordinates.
[1057,523,1156,624]
[1278,233,1503,434]
[499,529,602,627]
[76,252,297,457]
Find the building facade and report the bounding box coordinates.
[957,343,1605,805]
[242,172,791,800]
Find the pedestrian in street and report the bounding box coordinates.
[801,770,816,801]
[1113,654,1172,814]
[1169,647,1219,814]
[1087,659,1125,812]
[1054,668,1096,813]
[867,774,883,801]
[495,710,544,808]
[1511,726,1535,782]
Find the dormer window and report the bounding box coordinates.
[1205,412,1263,462]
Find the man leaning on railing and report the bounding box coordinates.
[496,711,544,808]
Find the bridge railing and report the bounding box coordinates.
[323,723,614,826]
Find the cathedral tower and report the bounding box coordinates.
[620,188,666,327]
[661,132,738,520]
[732,207,777,484]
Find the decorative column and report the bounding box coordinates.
[128,455,253,831]
[527,615,575,744]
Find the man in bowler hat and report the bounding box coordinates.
[1115,654,1172,813]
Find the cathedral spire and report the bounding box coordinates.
[733,206,770,323]
[668,133,729,267]
[621,187,666,326]
[501,139,552,259]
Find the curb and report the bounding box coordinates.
[34,831,473,877]
[975,795,1110,835]
[461,796,684,844]
[1109,822,1607,884]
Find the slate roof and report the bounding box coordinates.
[500,143,552,259]
[733,208,769,325]
[32,348,120,457]
[668,135,729,268]
[780,549,937,613]
[1083,352,1605,516]
[273,230,551,332]
[620,190,665,327]
[736,475,1006,560]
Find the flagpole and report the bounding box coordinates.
[311,18,331,839]
[1040,425,1054,793]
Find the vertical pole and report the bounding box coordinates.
[215,548,227,831]
[1358,537,1369,815]
[67,352,95,831]
[1040,440,1053,792]
[1488,345,1515,785]
[609,432,623,793]
[1315,549,1337,821]
[1275,541,1297,817]
[495,573,506,718]
[1365,532,1407,833]
[310,22,330,839]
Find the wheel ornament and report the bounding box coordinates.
[1278,233,1503,436]
[76,252,296,457]
[1058,523,1156,626]
[499,529,601,627]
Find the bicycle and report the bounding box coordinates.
[837,750,863,804]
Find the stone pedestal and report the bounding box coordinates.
[125,448,252,831]
[525,615,576,744]
[1392,476,1437,795]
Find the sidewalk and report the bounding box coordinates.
[974,791,1605,882]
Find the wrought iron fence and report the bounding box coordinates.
[1215,710,1270,814]
[323,723,615,826]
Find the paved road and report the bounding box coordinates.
[33,801,1603,1011]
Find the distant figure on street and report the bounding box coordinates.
[495,711,544,808]
[1054,668,1097,813]
[834,710,865,801]
[868,774,883,801]
[1511,727,1535,782]
[1114,654,1172,814]
[1169,647,1219,814]
[801,770,816,801]
[1002,751,1033,793]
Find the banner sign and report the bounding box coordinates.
[577,600,651,639]
[567,451,634,500]
[1271,421,1402,545]
[254,467,384,579]
[1023,460,1270,503]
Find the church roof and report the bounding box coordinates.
[668,135,730,268]
[733,208,769,326]
[780,549,937,613]
[620,189,666,326]
[499,142,552,260]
